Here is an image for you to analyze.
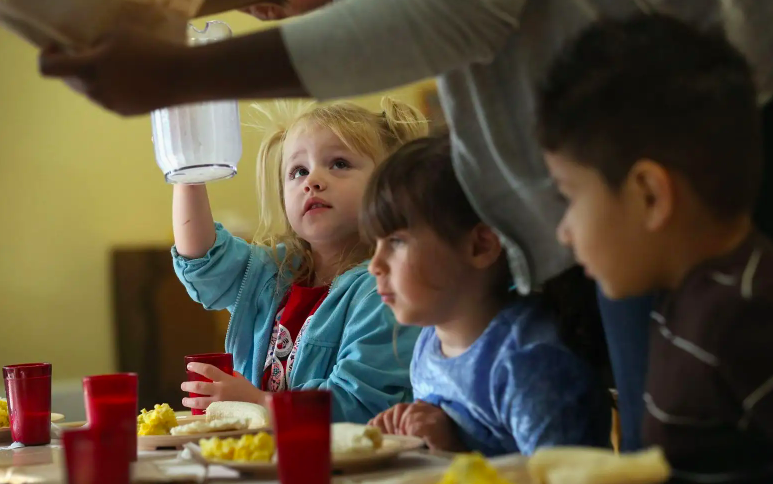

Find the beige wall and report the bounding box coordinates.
[0,12,432,381]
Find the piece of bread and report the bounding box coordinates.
[170,417,249,436]
[331,423,383,455]
[205,401,270,430]
[528,446,670,484]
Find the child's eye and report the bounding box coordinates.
[388,236,404,248]
[331,158,351,170]
[553,185,571,205]
[289,166,309,180]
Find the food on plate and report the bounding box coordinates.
[332,423,383,454]
[437,453,513,484]
[137,403,178,436]
[200,432,275,462]
[170,417,250,436]
[138,402,264,437]
[205,401,270,429]
[528,446,670,484]
[197,423,385,463]
[0,398,8,427]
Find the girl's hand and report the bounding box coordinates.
[181,363,268,411]
[399,401,467,452]
[368,403,411,435]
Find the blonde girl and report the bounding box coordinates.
[174,98,428,423]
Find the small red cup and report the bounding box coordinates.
[271,390,331,484]
[82,373,138,461]
[62,427,130,484]
[184,353,233,415]
[3,363,52,446]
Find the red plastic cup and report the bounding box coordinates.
[271,390,331,484]
[62,427,130,484]
[83,373,138,461]
[184,353,233,415]
[3,363,52,446]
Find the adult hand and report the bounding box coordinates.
[39,28,189,116]
[39,26,304,115]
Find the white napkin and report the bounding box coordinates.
[0,458,209,483]
[0,424,64,450]
[0,439,62,451]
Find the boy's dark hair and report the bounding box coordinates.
[537,14,763,220]
[361,135,610,373]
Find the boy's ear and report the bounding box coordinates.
[468,224,503,269]
[627,159,674,232]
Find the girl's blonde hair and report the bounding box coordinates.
[250,97,429,285]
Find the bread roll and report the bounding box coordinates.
[205,401,270,429]
[528,447,670,484]
[332,423,383,455]
[170,417,249,436]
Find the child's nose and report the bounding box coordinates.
[368,258,382,276]
[368,251,387,276]
[304,172,327,192]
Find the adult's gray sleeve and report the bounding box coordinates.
[280,0,526,100]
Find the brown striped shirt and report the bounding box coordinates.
[643,231,773,482]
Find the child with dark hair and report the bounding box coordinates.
[362,135,611,456]
[537,14,773,482]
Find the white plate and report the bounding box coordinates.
[200,434,426,477]
[138,415,269,451]
[0,412,65,442]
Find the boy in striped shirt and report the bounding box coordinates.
[536,14,773,483]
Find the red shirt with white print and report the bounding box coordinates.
[262,283,329,392]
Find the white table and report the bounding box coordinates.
[0,442,457,483]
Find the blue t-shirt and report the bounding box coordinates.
[410,299,611,456]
